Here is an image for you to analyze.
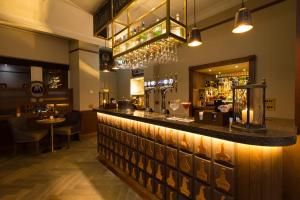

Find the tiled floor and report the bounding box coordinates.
[0,135,142,200]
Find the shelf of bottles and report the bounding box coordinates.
[112,0,187,69]
[203,72,249,106]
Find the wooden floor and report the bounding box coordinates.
[0,135,142,200]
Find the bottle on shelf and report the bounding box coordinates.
[176,13,180,21]
[140,21,148,43]
[153,19,162,36]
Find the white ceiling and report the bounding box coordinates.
[69,0,243,24]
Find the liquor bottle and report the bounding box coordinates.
[140,21,147,43]
[153,19,162,36]
[176,13,180,21]
[174,13,183,37]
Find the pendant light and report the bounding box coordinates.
[232,0,253,33]
[111,62,119,70]
[100,40,112,72]
[188,0,202,47]
[102,62,110,72]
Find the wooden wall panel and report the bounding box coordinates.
[236,144,250,199]
[80,110,97,134]
[283,136,300,200]
[249,146,262,200]
[98,112,284,200]
[283,1,300,199]
[236,145,282,200]
[262,147,272,200]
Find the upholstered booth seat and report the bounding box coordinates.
[13,129,48,142]
[54,126,72,135]
[10,117,49,154]
[54,111,81,148]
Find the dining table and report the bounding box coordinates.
[36,117,65,152]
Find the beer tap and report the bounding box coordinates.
[159,73,178,115]
[144,79,157,112]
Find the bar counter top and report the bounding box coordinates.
[95,108,297,147]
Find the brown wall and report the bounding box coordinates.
[296,0,300,131]
[80,110,97,135]
[283,1,300,200]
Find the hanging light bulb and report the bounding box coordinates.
[188,0,202,47]
[103,64,110,73]
[232,0,253,34]
[111,63,119,70]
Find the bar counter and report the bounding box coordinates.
[95,108,296,146]
[95,108,297,200]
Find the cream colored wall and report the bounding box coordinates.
[117,70,132,100]
[100,72,119,101]
[154,0,296,119]
[69,41,100,111]
[0,0,103,45]
[0,25,69,64]
[78,50,100,110]
[30,66,43,82]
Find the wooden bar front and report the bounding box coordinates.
[97,112,284,200]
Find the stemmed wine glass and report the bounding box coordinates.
[169,99,180,119]
[181,101,191,121]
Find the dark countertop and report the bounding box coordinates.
[94,108,297,147]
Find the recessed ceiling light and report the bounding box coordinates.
[208,69,212,72]
[235,65,239,68]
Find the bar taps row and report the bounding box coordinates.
[144,73,178,114]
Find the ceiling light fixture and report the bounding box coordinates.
[232,0,253,34]
[188,0,202,47]
[111,0,187,70]
[103,64,110,73]
[112,63,119,70]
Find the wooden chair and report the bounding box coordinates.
[9,117,48,154]
[54,111,81,148]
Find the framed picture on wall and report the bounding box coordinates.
[43,68,68,89]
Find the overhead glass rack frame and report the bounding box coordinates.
[110,0,187,58]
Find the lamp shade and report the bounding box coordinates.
[232,7,253,33]
[188,27,202,47]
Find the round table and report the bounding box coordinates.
[37,118,65,152]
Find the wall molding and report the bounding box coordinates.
[69,48,99,54]
[0,55,69,70]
